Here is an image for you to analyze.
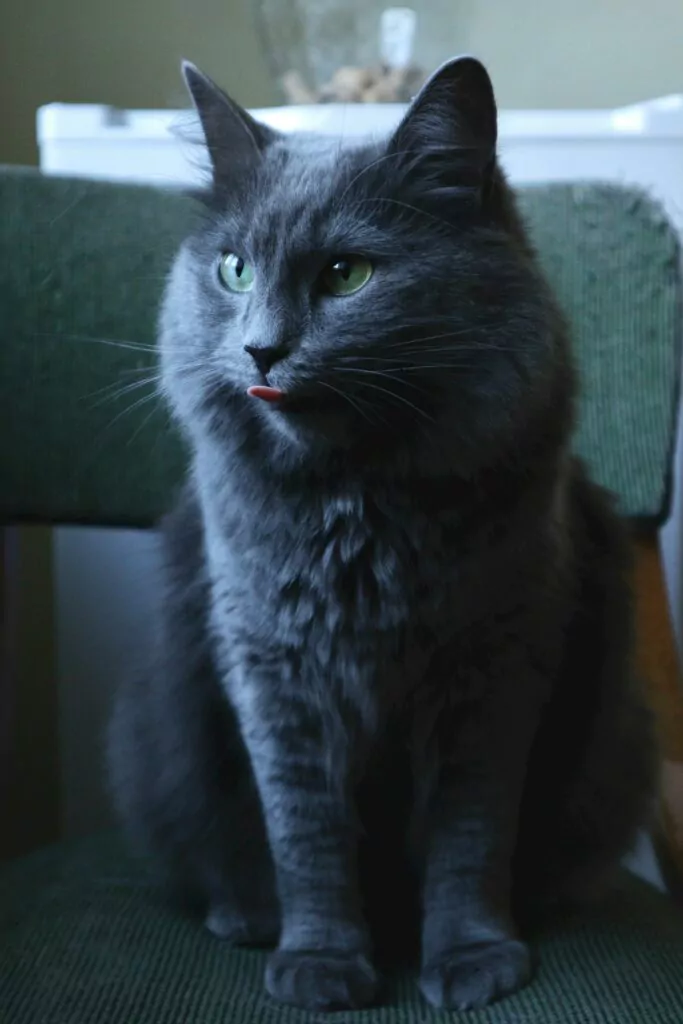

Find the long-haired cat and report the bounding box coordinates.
[108,56,656,1011]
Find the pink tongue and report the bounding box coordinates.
[247,385,284,404]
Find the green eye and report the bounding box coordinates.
[321,256,373,297]
[219,252,255,293]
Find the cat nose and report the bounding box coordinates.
[244,343,287,377]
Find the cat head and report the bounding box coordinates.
[160,57,567,477]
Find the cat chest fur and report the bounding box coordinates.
[202,483,450,710]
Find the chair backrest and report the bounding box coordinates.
[0,167,680,528]
[2,166,683,880]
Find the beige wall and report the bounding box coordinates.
[456,0,683,109]
[0,0,275,165]
[2,1,683,165]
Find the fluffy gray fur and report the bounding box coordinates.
[108,56,656,1012]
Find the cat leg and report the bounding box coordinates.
[108,492,280,945]
[228,667,378,1011]
[415,651,545,1010]
[513,485,657,916]
[109,663,280,948]
[196,768,280,947]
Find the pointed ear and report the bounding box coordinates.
[390,56,497,174]
[181,61,275,180]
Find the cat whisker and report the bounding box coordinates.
[346,378,435,423]
[339,144,476,208]
[391,363,476,373]
[384,338,512,355]
[33,332,160,354]
[356,197,455,233]
[341,360,473,373]
[102,389,161,434]
[316,379,380,427]
[337,148,432,208]
[87,375,162,407]
[335,366,433,397]
[383,329,485,349]
[126,403,170,447]
[87,358,216,407]
[34,332,200,356]
[340,347,465,362]
[116,364,160,378]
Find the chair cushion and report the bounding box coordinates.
[2,835,683,1023]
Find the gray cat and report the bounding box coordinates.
[107,56,656,1011]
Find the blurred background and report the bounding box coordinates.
[2,1,682,883]
[5,0,683,165]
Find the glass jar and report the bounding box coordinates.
[254,2,462,103]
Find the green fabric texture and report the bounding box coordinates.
[2,835,683,1023]
[519,184,682,522]
[0,166,681,527]
[0,167,192,528]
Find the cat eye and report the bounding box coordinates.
[219,252,255,293]
[320,256,373,297]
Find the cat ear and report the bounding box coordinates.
[181,61,275,179]
[390,55,497,174]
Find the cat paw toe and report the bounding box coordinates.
[419,939,531,1010]
[265,948,379,1011]
[205,904,278,947]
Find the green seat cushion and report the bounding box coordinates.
[0,167,680,528]
[2,835,683,1023]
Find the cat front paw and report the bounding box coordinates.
[419,938,531,1010]
[265,948,379,1011]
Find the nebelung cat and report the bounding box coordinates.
[108,56,656,1011]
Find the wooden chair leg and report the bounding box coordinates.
[633,534,683,892]
[0,527,14,853]
[0,527,60,861]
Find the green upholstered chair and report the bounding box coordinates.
[2,167,683,1023]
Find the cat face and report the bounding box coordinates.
[161,58,562,470]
